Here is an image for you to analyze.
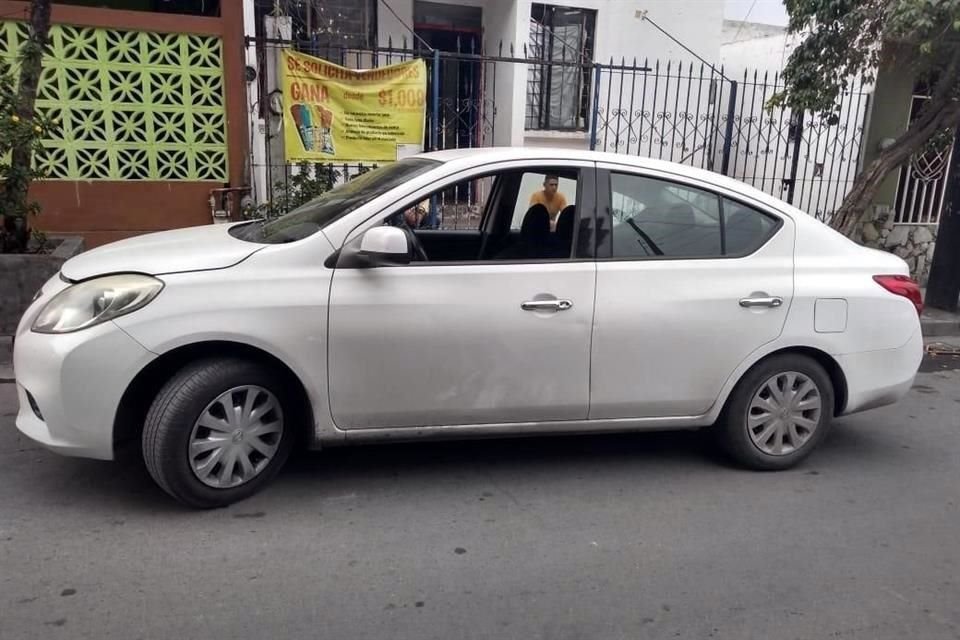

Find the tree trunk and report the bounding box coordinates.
[926,128,960,311]
[1,0,52,251]
[830,97,960,237]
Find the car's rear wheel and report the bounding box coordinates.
[142,358,295,508]
[717,354,834,470]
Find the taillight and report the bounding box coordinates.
[873,275,923,316]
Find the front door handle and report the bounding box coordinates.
[739,296,783,308]
[521,299,573,312]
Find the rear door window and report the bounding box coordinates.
[608,172,780,258]
[610,173,721,258]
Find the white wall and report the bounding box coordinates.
[377,0,416,46]
[485,0,527,145]
[522,0,725,148]
[382,0,724,64]
[248,0,729,173]
[725,0,788,26]
[381,0,726,148]
[377,0,526,145]
[523,131,589,150]
[590,0,723,65]
[243,0,267,204]
[720,21,796,76]
[246,11,294,205]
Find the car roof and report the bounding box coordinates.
[420,146,732,182]
[419,146,821,227]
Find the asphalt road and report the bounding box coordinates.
[1,362,959,640]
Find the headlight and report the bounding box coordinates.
[32,274,164,334]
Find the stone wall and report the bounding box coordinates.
[858,206,937,284]
[0,236,84,335]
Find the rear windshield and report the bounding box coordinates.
[231,158,439,244]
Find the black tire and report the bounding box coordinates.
[716,353,834,470]
[142,358,296,508]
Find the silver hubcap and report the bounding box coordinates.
[747,371,821,456]
[188,385,283,489]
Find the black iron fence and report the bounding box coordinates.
[247,36,870,223]
[723,70,870,222]
[591,59,729,171]
[591,61,871,222]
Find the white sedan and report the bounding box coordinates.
[13,148,924,507]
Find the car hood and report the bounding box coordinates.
[61,223,263,281]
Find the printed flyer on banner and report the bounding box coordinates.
[280,50,426,162]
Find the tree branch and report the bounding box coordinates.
[831,96,960,235]
[1,0,51,252]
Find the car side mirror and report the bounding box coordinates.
[336,226,411,268]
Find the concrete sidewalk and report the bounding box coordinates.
[920,306,960,336]
[1,336,10,381]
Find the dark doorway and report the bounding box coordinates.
[414,2,484,151]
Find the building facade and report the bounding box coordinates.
[244,0,727,203]
[1,0,248,246]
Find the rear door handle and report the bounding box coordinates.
[521,299,573,312]
[739,296,783,308]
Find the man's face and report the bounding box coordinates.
[543,178,559,196]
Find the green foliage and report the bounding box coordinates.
[0,60,51,219]
[243,162,375,220]
[30,226,48,252]
[1,50,56,253]
[770,0,960,113]
[243,162,340,220]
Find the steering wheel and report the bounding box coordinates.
[400,223,429,262]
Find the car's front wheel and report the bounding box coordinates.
[717,354,834,470]
[142,358,295,508]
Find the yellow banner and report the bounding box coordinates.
[281,50,426,162]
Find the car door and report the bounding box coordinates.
[589,164,795,419]
[326,160,598,429]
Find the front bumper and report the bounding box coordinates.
[13,320,156,461]
[837,326,924,415]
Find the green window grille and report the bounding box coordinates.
[0,21,228,181]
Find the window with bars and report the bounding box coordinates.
[53,1,220,15]
[525,3,596,131]
[254,0,377,53]
[253,0,378,118]
[893,94,955,225]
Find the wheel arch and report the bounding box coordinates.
[717,345,848,419]
[113,340,316,457]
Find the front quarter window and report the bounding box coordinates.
[231,158,439,244]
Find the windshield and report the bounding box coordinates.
[231,158,439,244]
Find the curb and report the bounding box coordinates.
[922,322,960,337]
[921,314,960,338]
[0,336,11,382]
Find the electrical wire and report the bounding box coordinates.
[731,0,760,43]
[641,13,730,81]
